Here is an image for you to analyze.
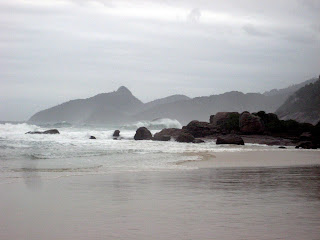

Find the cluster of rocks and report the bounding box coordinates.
[132,111,320,148]
[25,112,320,149]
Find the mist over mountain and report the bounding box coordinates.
[263,77,318,97]
[29,86,143,124]
[29,78,319,125]
[133,91,287,124]
[276,77,320,125]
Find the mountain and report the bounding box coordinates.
[28,86,143,124]
[133,91,287,125]
[29,77,319,126]
[275,77,320,125]
[263,77,318,97]
[141,95,190,112]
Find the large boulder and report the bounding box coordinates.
[216,134,244,145]
[176,133,195,143]
[134,127,152,140]
[113,130,120,137]
[210,112,240,132]
[182,120,214,137]
[153,128,186,141]
[239,112,265,134]
[26,129,60,134]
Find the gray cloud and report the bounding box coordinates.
[0,0,319,120]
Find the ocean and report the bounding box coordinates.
[1,121,320,239]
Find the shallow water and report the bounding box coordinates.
[1,167,320,240]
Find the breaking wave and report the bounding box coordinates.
[123,118,182,130]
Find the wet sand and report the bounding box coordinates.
[178,150,320,168]
[1,150,320,240]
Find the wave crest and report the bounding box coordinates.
[123,118,182,130]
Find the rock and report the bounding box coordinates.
[26,129,60,134]
[176,133,195,143]
[113,130,120,137]
[43,129,60,134]
[295,141,317,149]
[153,128,187,141]
[182,120,214,137]
[239,112,265,134]
[193,139,205,143]
[216,134,244,145]
[134,127,152,140]
[89,136,96,139]
[154,135,171,141]
[210,112,240,132]
[278,146,286,149]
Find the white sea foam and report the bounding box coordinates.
[0,122,319,183]
[123,118,182,130]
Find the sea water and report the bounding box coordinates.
[1,120,316,184]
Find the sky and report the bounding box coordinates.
[0,0,319,121]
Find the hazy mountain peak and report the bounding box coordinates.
[116,86,132,95]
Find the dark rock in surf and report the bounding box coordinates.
[113,130,120,137]
[25,129,60,134]
[153,128,187,141]
[278,146,286,149]
[295,141,318,149]
[216,134,244,145]
[176,133,195,143]
[193,139,205,143]
[134,127,152,140]
[89,136,96,139]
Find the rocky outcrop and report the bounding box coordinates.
[239,112,264,134]
[26,129,60,134]
[216,134,244,145]
[134,127,152,140]
[153,128,186,141]
[176,133,195,143]
[182,120,215,137]
[89,136,96,139]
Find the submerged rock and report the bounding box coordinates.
[193,139,205,143]
[153,128,186,141]
[216,134,244,145]
[134,127,152,140]
[26,129,60,134]
[154,135,171,141]
[176,133,195,143]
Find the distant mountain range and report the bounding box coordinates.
[276,77,320,125]
[28,77,319,125]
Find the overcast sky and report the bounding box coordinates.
[0,0,319,121]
